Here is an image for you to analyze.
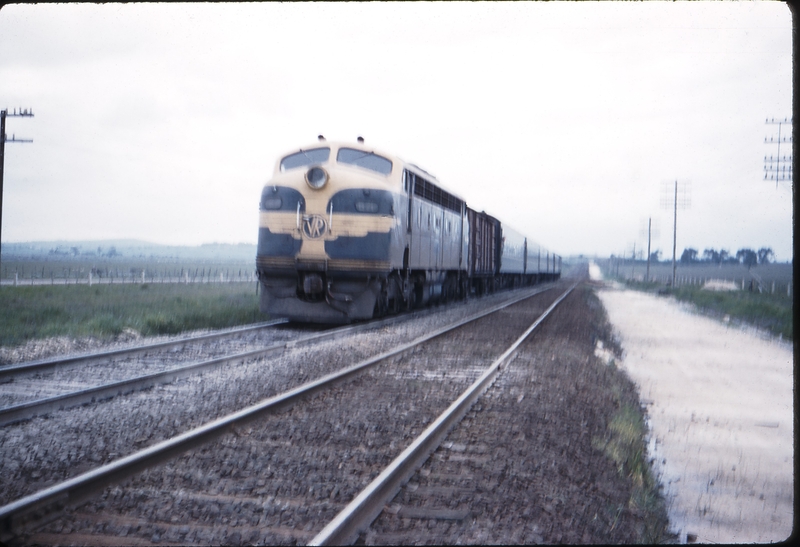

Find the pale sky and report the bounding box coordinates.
[0,2,793,260]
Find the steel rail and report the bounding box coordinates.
[0,285,555,541]
[0,286,551,427]
[0,319,289,381]
[309,282,578,546]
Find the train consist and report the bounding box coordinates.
[256,137,561,322]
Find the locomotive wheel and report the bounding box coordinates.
[373,282,389,319]
[389,276,402,314]
[373,294,387,318]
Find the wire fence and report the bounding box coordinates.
[1,267,257,287]
[644,274,792,297]
[597,259,793,298]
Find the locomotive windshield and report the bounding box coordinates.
[280,147,330,172]
[337,148,393,175]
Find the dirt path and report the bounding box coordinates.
[591,264,794,543]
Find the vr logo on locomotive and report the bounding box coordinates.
[302,215,328,239]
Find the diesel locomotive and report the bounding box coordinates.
[256,137,561,323]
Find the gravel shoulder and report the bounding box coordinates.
[594,267,794,543]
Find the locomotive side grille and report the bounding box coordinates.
[413,176,463,213]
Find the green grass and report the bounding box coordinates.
[593,400,672,543]
[622,279,793,341]
[0,283,264,348]
[584,288,673,543]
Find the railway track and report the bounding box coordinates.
[0,281,575,545]
[0,320,292,425]
[0,292,524,426]
[0,287,553,498]
[0,292,528,426]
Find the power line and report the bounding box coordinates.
[764,117,792,189]
[1,107,35,274]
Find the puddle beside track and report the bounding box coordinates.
[594,280,793,543]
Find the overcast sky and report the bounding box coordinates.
[0,2,793,260]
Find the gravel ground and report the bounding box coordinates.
[14,286,561,546]
[0,288,548,508]
[359,285,672,544]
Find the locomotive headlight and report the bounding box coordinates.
[305,166,328,189]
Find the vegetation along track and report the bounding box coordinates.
[0,282,562,543]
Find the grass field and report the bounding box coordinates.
[2,257,255,284]
[0,282,263,348]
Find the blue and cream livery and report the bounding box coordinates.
[256,137,560,323]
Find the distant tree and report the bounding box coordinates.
[106,246,119,258]
[719,249,730,263]
[680,248,698,264]
[757,247,774,265]
[702,248,721,263]
[736,248,758,269]
[649,250,661,263]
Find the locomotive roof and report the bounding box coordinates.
[282,139,465,202]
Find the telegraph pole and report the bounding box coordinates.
[671,183,677,286]
[638,217,659,283]
[646,218,651,282]
[764,117,792,188]
[661,181,690,288]
[1,107,35,274]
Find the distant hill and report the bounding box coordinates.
[1,240,257,261]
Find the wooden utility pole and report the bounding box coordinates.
[671,182,677,287]
[0,107,34,275]
[646,217,652,282]
[661,181,690,288]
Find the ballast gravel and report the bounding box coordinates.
[361,285,672,544]
[15,287,560,545]
[0,326,309,408]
